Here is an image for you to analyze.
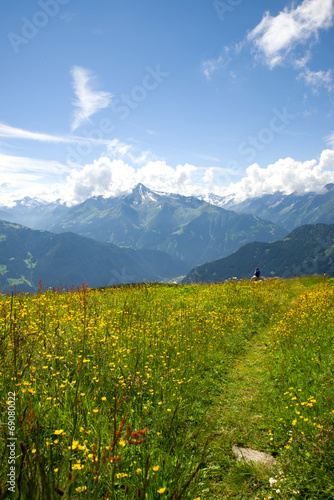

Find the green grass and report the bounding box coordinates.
[0,277,333,499]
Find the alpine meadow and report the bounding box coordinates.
[1,276,333,499]
[1,0,334,498]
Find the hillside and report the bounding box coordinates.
[183,223,334,283]
[0,220,189,292]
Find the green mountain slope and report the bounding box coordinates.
[0,220,189,292]
[49,184,286,267]
[183,223,334,283]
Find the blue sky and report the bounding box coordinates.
[0,0,334,205]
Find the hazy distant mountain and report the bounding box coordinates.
[202,184,334,231]
[0,220,189,292]
[183,223,334,283]
[0,197,69,229]
[47,184,286,268]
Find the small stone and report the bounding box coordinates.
[232,445,276,465]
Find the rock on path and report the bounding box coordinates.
[232,446,276,465]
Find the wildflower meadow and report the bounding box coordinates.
[0,277,333,499]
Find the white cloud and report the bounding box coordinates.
[326,132,334,147]
[59,158,132,204]
[106,140,133,160]
[202,47,231,79]
[56,147,334,206]
[2,139,334,207]
[247,0,334,69]
[136,161,196,192]
[60,12,76,23]
[219,154,334,202]
[71,66,113,131]
[298,67,333,93]
[59,158,197,205]
[0,153,71,205]
[202,55,225,80]
[0,123,74,144]
[0,153,70,175]
[0,122,112,147]
[319,148,334,168]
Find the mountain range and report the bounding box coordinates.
[1,183,334,290]
[0,184,286,269]
[202,183,334,231]
[183,224,334,283]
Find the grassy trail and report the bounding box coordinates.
[205,278,334,499]
[210,325,278,498]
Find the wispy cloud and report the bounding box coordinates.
[247,0,334,69]
[189,152,220,163]
[326,131,334,147]
[202,46,231,80]
[0,153,71,205]
[0,122,111,146]
[0,123,74,143]
[71,66,113,131]
[0,153,70,175]
[298,67,333,93]
[60,12,76,23]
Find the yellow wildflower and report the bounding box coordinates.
[72,463,84,470]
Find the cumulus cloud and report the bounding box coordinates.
[2,140,334,207]
[56,147,334,206]
[58,158,133,204]
[71,66,113,131]
[57,157,197,205]
[136,161,196,192]
[319,148,334,168]
[219,154,334,202]
[247,0,334,69]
